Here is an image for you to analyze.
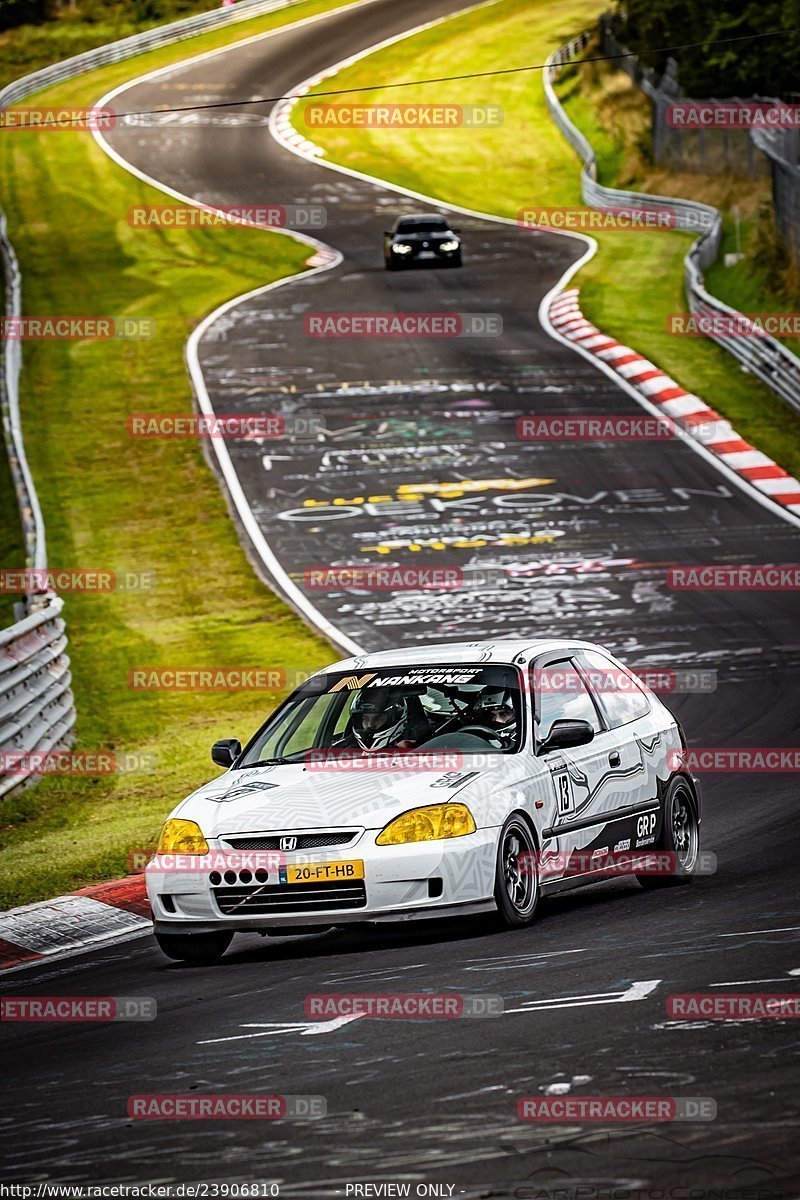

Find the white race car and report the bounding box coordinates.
[147,639,701,962]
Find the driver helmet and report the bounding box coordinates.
[351,689,411,750]
[471,687,517,739]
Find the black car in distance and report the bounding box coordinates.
[384,213,463,269]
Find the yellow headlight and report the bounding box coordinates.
[376,803,476,846]
[157,818,209,855]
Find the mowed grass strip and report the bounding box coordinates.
[0,0,359,909]
[293,0,800,480]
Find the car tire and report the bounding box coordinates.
[385,258,398,271]
[154,931,233,963]
[493,814,539,928]
[450,255,463,267]
[637,776,700,889]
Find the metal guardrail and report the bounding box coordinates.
[0,207,73,800]
[0,0,310,800]
[544,35,800,414]
[0,600,75,801]
[1,211,48,590]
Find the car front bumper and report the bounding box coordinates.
[146,829,498,933]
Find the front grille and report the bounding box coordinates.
[222,831,358,851]
[214,879,367,916]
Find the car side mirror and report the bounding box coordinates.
[211,738,241,768]
[384,230,391,236]
[538,719,594,754]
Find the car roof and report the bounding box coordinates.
[318,639,612,674]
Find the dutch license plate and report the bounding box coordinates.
[283,860,365,884]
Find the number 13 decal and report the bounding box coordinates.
[554,767,574,816]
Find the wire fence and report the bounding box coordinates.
[599,17,770,179]
[751,126,800,268]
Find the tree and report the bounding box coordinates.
[613,0,800,97]
[0,0,50,29]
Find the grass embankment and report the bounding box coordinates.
[0,0,356,909]
[0,418,25,629]
[293,0,800,480]
[1,0,240,89]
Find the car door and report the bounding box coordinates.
[574,648,662,855]
[531,652,641,883]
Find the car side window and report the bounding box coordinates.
[533,658,603,742]
[578,650,651,729]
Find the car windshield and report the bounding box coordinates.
[240,664,523,764]
[395,219,449,233]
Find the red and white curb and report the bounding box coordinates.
[271,80,326,159]
[0,876,150,971]
[549,289,800,518]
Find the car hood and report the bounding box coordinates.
[174,758,512,838]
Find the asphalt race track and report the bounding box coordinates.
[2,0,799,1193]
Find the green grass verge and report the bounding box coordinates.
[0,0,222,90]
[0,0,358,909]
[293,0,800,481]
[0,402,25,628]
